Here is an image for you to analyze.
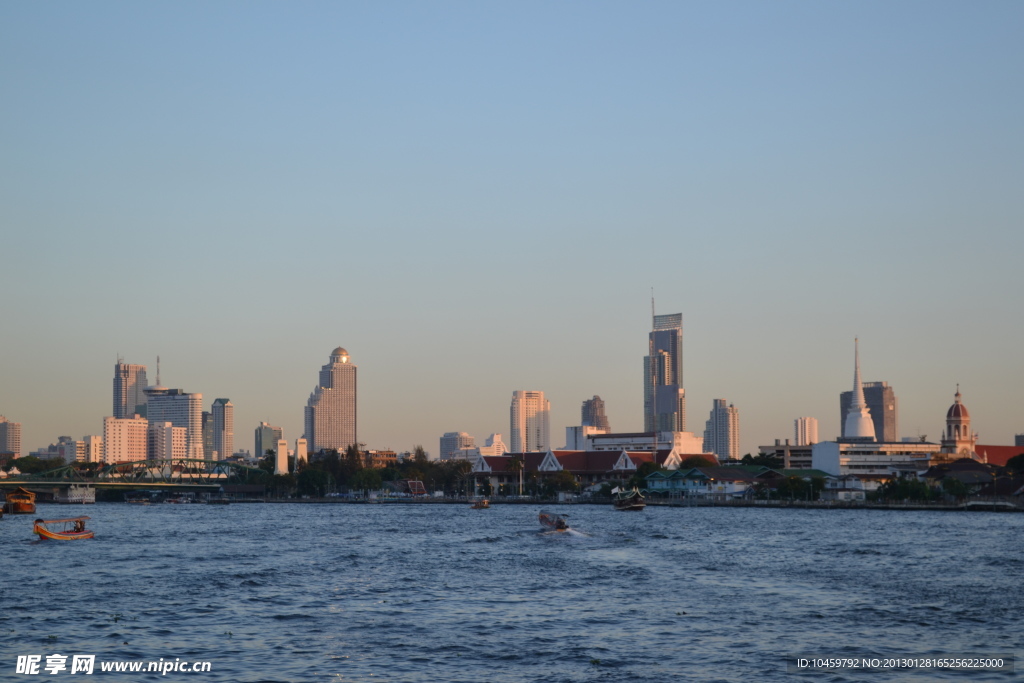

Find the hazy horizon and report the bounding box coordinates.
[2,2,1022,458]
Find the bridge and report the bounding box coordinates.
[0,458,270,491]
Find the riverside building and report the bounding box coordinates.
[510,391,550,453]
[304,347,357,453]
[145,386,204,459]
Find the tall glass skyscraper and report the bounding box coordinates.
[510,390,550,453]
[113,361,148,418]
[644,313,686,432]
[304,347,357,453]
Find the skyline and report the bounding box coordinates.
[2,2,1022,457]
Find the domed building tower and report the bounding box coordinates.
[939,385,978,461]
[304,347,357,453]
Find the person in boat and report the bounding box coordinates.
[73,520,84,533]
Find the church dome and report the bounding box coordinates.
[946,389,969,419]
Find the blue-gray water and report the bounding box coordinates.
[2,503,1021,682]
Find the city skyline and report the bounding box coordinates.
[1,3,1022,458]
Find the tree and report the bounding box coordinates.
[1004,453,1024,475]
[258,450,276,475]
[679,455,717,469]
[297,468,330,497]
[350,467,382,492]
[630,461,665,489]
[507,455,525,495]
[547,469,578,493]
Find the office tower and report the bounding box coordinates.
[145,386,204,458]
[703,399,740,461]
[113,361,148,419]
[581,395,611,432]
[255,422,283,460]
[211,398,234,461]
[148,422,187,460]
[1016,434,1024,448]
[794,417,819,446]
[0,416,22,457]
[202,411,213,459]
[840,382,897,442]
[440,432,476,460]
[644,313,686,432]
[304,347,357,453]
[56,436,82,463]
[842,339,876,441]
[510,390,551,453]
[275,439,289,474]
[103,415,149,463]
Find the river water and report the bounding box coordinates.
[2,503,1021,682]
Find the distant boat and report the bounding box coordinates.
[3,487,37,515]
[33,516,94,541]
[470,499,490,509]
[613,487,646,511]
[125,493,153,505]
[539,511,569,531]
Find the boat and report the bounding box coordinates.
[470,499,490,509]
[55,485,96,504]
[538,511,569,531]
[33,516,94,541]
[613,487,646,511]
[125,492,154,505]
[3,487,37,515]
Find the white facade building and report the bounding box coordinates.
[440,432,476,460]
[510,390,550,453]
[0,416,22,457]
[295,438,308,467]
[103,415,149,463]
[84,435,104,463]
[586,431,705,455]
[275,438,290,474]
[703,399,740,461]
[148,422,187,460]
[794,417,819,446]
[145,387,204,459]
[811,440,941,483]
[305,347,357,453]
[564,425,609,450]
[478,434,508,457]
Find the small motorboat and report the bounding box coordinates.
[470,499,490,509]
[3,487,37,515]
[33,516,94,541]
[613,487,646,511]
[538,511,569,531]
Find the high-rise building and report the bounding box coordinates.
[440,432,476,460]
[703,399,740,461]
[103,415,149,463]
[84,435,104,463]
[113,361,148,419]
[479,434,508,457]
[0,416,22,457]
[145,386,204,458]
[794,417,819,446]
[211,398,233,461]
[841,339,876,442]
[275,439,289,475]
[255,422,283,460]
[1016,434,1024,448]
[510,390,551,453]
[304,347,357,453]
[644,313,686,432]
[581,395,611,432]
[148,422,187,460]
[202,411,213,459]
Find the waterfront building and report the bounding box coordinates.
[794,417,819,446]
[581,396,611,432]
[703,399,740,461]
[440,432,476,461]
[811,441,942,487]
[145,385,204,459]
[510,390,550,453]
[275,439,289,474]
[148,422,187,460]
[103,415,149,464]
[758,440,814,469]
[644,313,686,432]
[842,339,876,441]
[585,430,706,455]
[304,347,357,453]
[472,449,683,493]
[113,361,148,419]
[212,398,234,462]
[0,416,22,458]
[255,422,283,460]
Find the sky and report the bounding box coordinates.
[1,1,1022,459]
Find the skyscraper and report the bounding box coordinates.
[703,399,740,461]
[794,417,819,446]
[113,361,148,418]
[510,390,550,453]
[644,313,686,432]
[144,386,204,458]
[581,395,611,432]
[103,415,149,463]
[0,416,22,457]
[255,422,283,460]
[440,432,476,460]
[840,381,897,442]
[841,339,877,442]
[211,398,234,461]
[304,347,357,453]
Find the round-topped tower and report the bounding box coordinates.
[941,385,977,459]
[331,347,350,363]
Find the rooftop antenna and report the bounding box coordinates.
[156,355,161,386]
[651,287,656,327]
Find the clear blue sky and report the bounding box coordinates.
[2,1,1022,457]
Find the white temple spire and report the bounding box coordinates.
[843,338,876,441]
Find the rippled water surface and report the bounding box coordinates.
[2,503,1021,681]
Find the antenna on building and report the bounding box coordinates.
[117,353,123,365]
[156,356,161,386]
[651,287,656,327]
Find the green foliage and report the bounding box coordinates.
[629,461,665,488]
[350,467,383,491]
[1004,453,1024,475]
[297,468,330,497]
[941,477,969,500]
[7,456,66,474]
[741,453,784,469]
[873,477,938,502]
[679,455,717,469]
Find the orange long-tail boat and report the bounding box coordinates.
[33,516,94,541]
[3,487,37,515]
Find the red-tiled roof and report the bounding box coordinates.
[975,445,1024,467]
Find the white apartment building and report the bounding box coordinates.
[148,422,187,460]
[305,347,357,453]
[440,432,476,460]
[794,417,819,446]
[704,399,740,461]
[0,416,22,457]
[103,415,149,463]
[586,430,705,455]
[510,390,550,453]
[145,387,203,459]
